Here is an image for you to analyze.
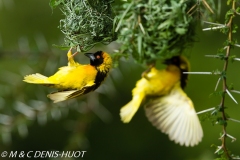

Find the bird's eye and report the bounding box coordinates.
[173,58,178,63]
[96,55,101,59]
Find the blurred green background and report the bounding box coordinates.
[0,0,240,160]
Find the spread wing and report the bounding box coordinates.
[144,86,203,147]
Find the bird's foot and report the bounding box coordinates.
[67,47,73,60]
[71,51,79,58]
[68,50,79,61]
[141,63,155,79]
[67,47,78,66]
[67,47,79,59]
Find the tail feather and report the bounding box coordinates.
[23,73,51,84]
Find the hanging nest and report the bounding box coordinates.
[50,0,118,52]
[116,0,196,64]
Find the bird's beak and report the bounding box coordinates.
[84,53,95,61]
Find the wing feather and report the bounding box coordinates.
[47,84,95,103]
[47,90,79,103]
[144,86,203,147]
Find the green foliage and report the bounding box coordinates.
[228,83,234,90]
[220,71,227,78]
[216,117,227,126]
[200,112,218,126]
[200,105,229,126]
[232,24,238,33]
[49,0,62,9]
[209,91,225,97]
[203,0,240,159]
[225,9,234,24]
[227,0,232,6]
[229,55,236,63]
[49,0,118,52]
[231,154,240,159]
[224,39,236,48]
[115,0,196,64]
[236,6,240,13]
[220,27,229,34]
[217,53,226,60]
[1,0,240,159]
[212,144,232,160]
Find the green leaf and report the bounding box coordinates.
[227,0,232,5]
[221,71,226,78]
[209,91,224,98]
[228,83,234,90]
[236,7,240,13]
[232,24,238,33]
[216,117,227,126]
[217,53,226,60]
[229,55,236,63]
[49,0,63,9]
[137,35,142,60]
[52,44,70,50]
[175,28,186,35]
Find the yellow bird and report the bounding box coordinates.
[23,49,112,103]
[120,56,203,147]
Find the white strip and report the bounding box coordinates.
[226,89,238,104]
[214,146,223,154]
[197,107,215,115]
[203,25,227,31]
[205,55,219,58]
[231,90,240,94]
[234,58,240,61]
[226,134,237,142]
[183,72,213,75]
[228,118,240,123]
[183,72,220,75]
[215,77,221,91]
[203,21,225,26]
[235,44,240,48]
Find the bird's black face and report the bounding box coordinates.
[163,56,189,72]
[163,56,190,89]
[84,51,104,66]
[163,56,181,67]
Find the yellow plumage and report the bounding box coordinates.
[120,56,203,147]
[120,67,180,123]
[24,49,112,103]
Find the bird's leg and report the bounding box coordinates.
[141,63,155,79]
[71,51,79,57]
[67,47,77,67]
[67,47,73,58]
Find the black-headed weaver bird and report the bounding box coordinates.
[23,49,112,103]
[120,56,203,147]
